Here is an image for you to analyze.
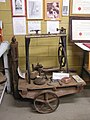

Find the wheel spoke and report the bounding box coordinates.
[44,93,48,101]
[35,98,46,103]
[47,98,57,103]
[46,102,54,110]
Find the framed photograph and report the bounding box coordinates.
[70,0,90,16]
[69,16,90,43]
[11,0,26,16]
[27,0,43,19]
[45,0,62,20]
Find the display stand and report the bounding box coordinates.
[75,43,90,79]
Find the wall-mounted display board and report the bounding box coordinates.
[70,0,90,16]
[11,0,26,17]
[69,16,90,43]
[44,0,62,20]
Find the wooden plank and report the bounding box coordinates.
[18,77,82,91]
[19,87,79,99]
[25,33,66,38]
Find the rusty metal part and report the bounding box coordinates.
[30,30,40,34]
[57,80,63,86]
[57,27,66,34]
[34,90,59,114]
[30,71,39,80]
[33,76,46,85]
[40,67,60,72]
[32,63,43,71]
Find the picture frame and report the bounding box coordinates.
[12,17,26,35]
[45,0,62,20]
[70,0,90,16]
[11,0,26,17]
[62,0,69,16]
[69,16,90,43]
[27,0,43,20]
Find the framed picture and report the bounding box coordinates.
[45,0,62,20]
[27,0,43,19]
[11,0,26,16]
[70,0,90,16]
[69,16,90,43]
[13,17,26,35]
[62,0,69,16]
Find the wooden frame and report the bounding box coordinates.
[44,0,62,20]
[27,0,43,20]
[11,0,26,17]
[70,0,90,16]
[69,16,90,43]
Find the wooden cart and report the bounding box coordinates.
[18,75,86,114]
[9,30,86,114]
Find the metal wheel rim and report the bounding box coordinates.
[34,91,59,114]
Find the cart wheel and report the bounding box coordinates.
[34,91,59,114]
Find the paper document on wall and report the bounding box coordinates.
[47,21,59,34]
[28,21,41,34]
[13,17,26,35]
